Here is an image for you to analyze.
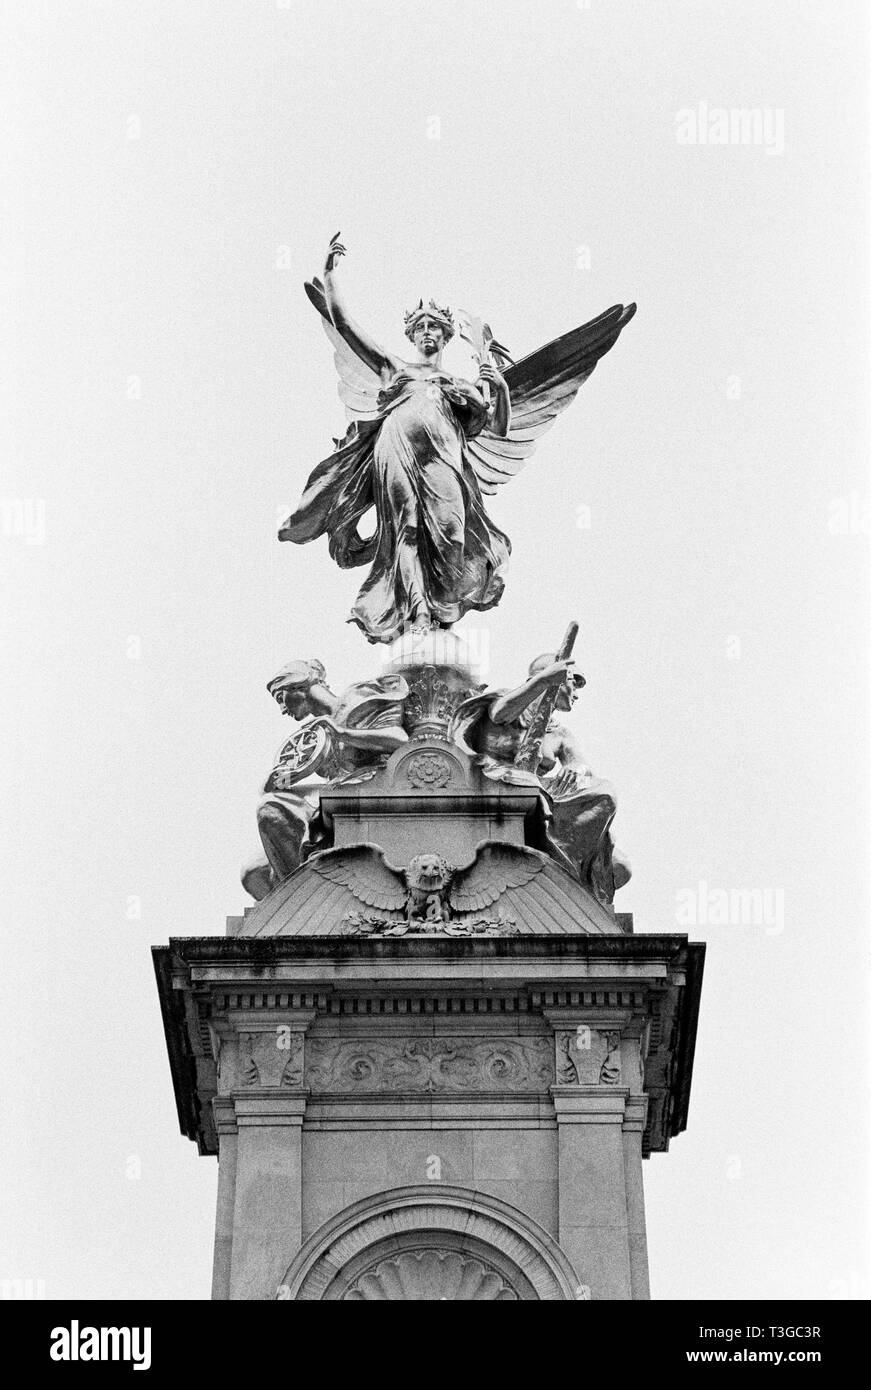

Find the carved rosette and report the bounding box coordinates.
[405,750,453,789]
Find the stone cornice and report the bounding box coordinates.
[165,933,691,967]
[152,932,704,1160]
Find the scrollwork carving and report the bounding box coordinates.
[305,1035,553,1093]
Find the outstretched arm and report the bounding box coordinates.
[309,714,408,756]
[322,234,400,381]
[489,660,572,725]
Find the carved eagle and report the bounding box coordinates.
[308,840,545,924]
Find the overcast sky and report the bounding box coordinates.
[2,0,868,1300]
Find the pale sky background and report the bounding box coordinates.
[2,0,868,1300]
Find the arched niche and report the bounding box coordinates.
[277,1185,583,1301]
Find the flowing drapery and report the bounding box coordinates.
[281,369,510,643]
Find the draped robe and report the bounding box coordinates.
[280,367,511,644]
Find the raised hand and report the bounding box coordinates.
[477,362,508,397]
[324,231,346,275]
[542,659,575,687]
[477,363,505,387]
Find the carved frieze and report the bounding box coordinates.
[305,1035,553,1093]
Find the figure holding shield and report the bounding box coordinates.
[241,659,409,900]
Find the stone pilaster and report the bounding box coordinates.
[210,1097,238,1300]
[230,1094,307,1299]
[551,1086,633,1300]
[622,1095,650,1300]
[208,1010,315,1300]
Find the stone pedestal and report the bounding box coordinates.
[154,931,703,1300]
[154,731,703,1300]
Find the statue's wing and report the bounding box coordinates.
[466,303,636,494]
[449,842,546,913]
[304,277,383,423]
[308,843,407,912]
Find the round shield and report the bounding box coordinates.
[271,722,331,788]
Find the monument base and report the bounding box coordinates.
[153,931,703,1300]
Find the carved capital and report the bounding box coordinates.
[239,1028,305,1089]
[210,1019,312,1094]
[552,1026,623,1088]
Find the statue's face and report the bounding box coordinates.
[554,670,579,712]
[278,686,313,719]
[412,316,445,358]
[407,853,450,892]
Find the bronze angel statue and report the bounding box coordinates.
[280,234,636,644]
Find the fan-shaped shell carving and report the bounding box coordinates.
[343,1248,519,1300]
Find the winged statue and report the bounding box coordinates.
[279,234,636,644]
[308,840,545,932]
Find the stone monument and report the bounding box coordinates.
[154,236,704,1300]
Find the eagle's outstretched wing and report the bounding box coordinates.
[449,842,546,914]
[466,303,636,495]
[305,277,383,423]
[308,843,407,912]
